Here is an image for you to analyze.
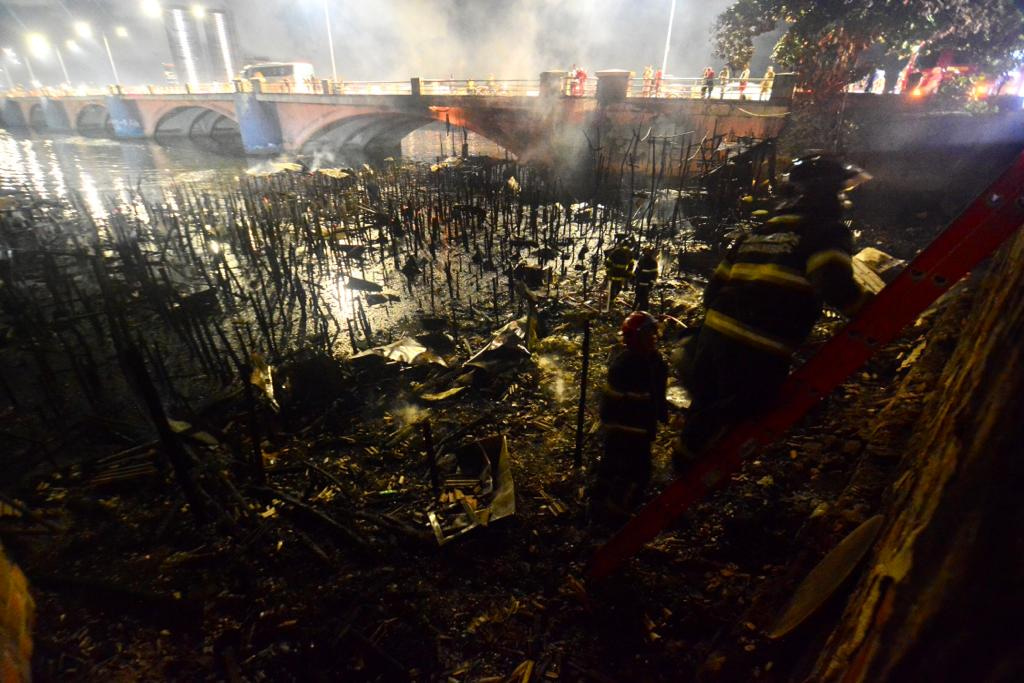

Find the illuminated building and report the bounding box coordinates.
[163,5,239,85]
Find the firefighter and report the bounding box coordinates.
[634,245,659,311]
[719,64,731,99]
[676,154,873,465]
[604,237,636,311]
[592,312,669,522]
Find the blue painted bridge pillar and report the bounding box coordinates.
[105,96,145,139]
[40,98,72,131]
[1,100,28,128]
[234,92,283,155]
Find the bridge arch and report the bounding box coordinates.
[28,103,47,131]
[297,110,511,159]
[75,104,113,137]
[152,105,241,146]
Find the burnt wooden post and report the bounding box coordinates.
[241,363,266,485]
[120,346,206,521]
[421,420,440,498]
[573,319,592,468]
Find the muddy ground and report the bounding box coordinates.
[0,236,965,682]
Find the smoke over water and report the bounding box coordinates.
[229,0,738,81]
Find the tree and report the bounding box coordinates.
[713,0,1024,103]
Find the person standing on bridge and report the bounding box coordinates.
[719,64,731,99]
[738,65,751,100]
[673,154,873,468]
[760,66,775,100]
[642,65,654,97]
[575,67,588,96]
[653,68,663,97]
[702,66,716,99]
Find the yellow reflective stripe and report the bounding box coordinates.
[603,383,652,401]
[728,262,813,290]
[604,423,649,435]
[705,309,794,356]
[712,262,731,280]
[765,214,803,225]
[806,249,852,274]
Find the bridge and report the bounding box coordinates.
[0,71,795,168]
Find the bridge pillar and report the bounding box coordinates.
[40,98,72,132]
[410,77,421,97]
[596,70,630,104]
[234,93,283,155]
[539,71,566,99]
[105,96,146,139]
[1,100,28,128]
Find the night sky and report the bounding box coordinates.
[0,0,781,88]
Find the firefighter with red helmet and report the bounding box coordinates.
[675,154,872,466]
[592,312,669,521]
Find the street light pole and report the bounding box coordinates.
[323,0,337,82]
[1,65,13,89]
[102,33,121,85]
[660,0,676,77]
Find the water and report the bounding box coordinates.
[0,123,508,205]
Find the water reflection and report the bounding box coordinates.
[0,123,508,202]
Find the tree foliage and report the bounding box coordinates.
[713,0,1024,101]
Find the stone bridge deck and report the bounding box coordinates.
[1,72,796,167]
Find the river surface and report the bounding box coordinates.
[0,123,506,205]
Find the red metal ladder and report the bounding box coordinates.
[588,151,1024,581]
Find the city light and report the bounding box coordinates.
[2,48,18,63]
[213,10,235,81]
[74,21,93,40]
[115,26,130,38]
[171,7,199,86]
[65,40,82,53]
[25,33,51,60]
[141,0,163,18]
[192,5,206,19]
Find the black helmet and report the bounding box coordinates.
[786,154,870,192]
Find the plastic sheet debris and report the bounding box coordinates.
[316,168,350,179]
[464,318,533,373]
[430,156,463,172]
[245,161,304,176]
[665,384,692,410]
[419,386,467,402]
[351,338,448,367]
[854,247,906,284]
[428,435,515,545]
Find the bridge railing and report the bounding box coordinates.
[627,76,772,100]
[3,74,777,101]
[420,79,541,97]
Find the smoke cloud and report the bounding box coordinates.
[2,1,782,90]
[228,0,740,81]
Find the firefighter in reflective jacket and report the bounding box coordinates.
[633,245,659,311]
[592,312,669,521]
[604,238,635,311]
[677,154,872,461]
